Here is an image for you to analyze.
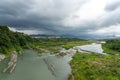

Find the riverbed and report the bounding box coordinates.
[0,50,72,80]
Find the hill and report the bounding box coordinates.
[0,25,33,55]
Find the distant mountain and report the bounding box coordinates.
[30,34,62,38]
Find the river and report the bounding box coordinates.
[0,43,106,80]
[0,50,72,80]
[74,43,107,54]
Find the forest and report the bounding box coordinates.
[0,25,34,55]
[103,39,120,55]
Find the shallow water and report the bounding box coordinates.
[74,43,106,54]
[0,50,72,80]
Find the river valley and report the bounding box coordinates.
[0,43,106,80]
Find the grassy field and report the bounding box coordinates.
[69,53,120,80]
[68,39,120,80]
[32,38,91,54]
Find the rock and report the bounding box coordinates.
[67,48,77,54]
[3,51,17,73]
[43,59,56,76]
[0,54,5,61]
[60,48,67,54]
[59,48,77,55]
[10,64,16,73]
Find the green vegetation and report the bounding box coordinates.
[0,25,34,55]
[0,25,91,56]
[69,39,120,80]
[1,25,120,80]
[103,39,120,55]
[32,38,91,54]
[0,25,91,55]
[69,53,120,80]
[33,38,90,48]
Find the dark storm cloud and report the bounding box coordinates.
[0,0,82,35]
[0,0,32,17]
[0,0,120,38]
[99,1,120,28]
[105,1,120,11]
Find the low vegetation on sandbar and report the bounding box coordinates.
[69,39,120,80]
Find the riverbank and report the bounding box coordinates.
[3,51,17,73]
[32,39,91,55]
[68,41,120,80]
[68,53,120,80]
[59,43,107,55]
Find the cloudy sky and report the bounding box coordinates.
[0,0,120,38]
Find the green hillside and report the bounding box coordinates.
[0,25,34,55]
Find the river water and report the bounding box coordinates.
[0,50,72,80]
[0,43,106,80]
[74,43,106,54]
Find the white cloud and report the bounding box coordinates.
[27,0,84,17]
[89,24,120,35]
[62,0,115,27]
[8,27,45,35]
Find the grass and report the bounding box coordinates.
[102,44,120,55]
[32,38,120,80]
[69,53,120,80]
[64,41,91,49]
[68,39,120,80]
[32,38,91,54]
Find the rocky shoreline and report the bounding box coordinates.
[3,51,17,73]
[0,54,5,62]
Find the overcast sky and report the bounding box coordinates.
[0,0,120,38]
